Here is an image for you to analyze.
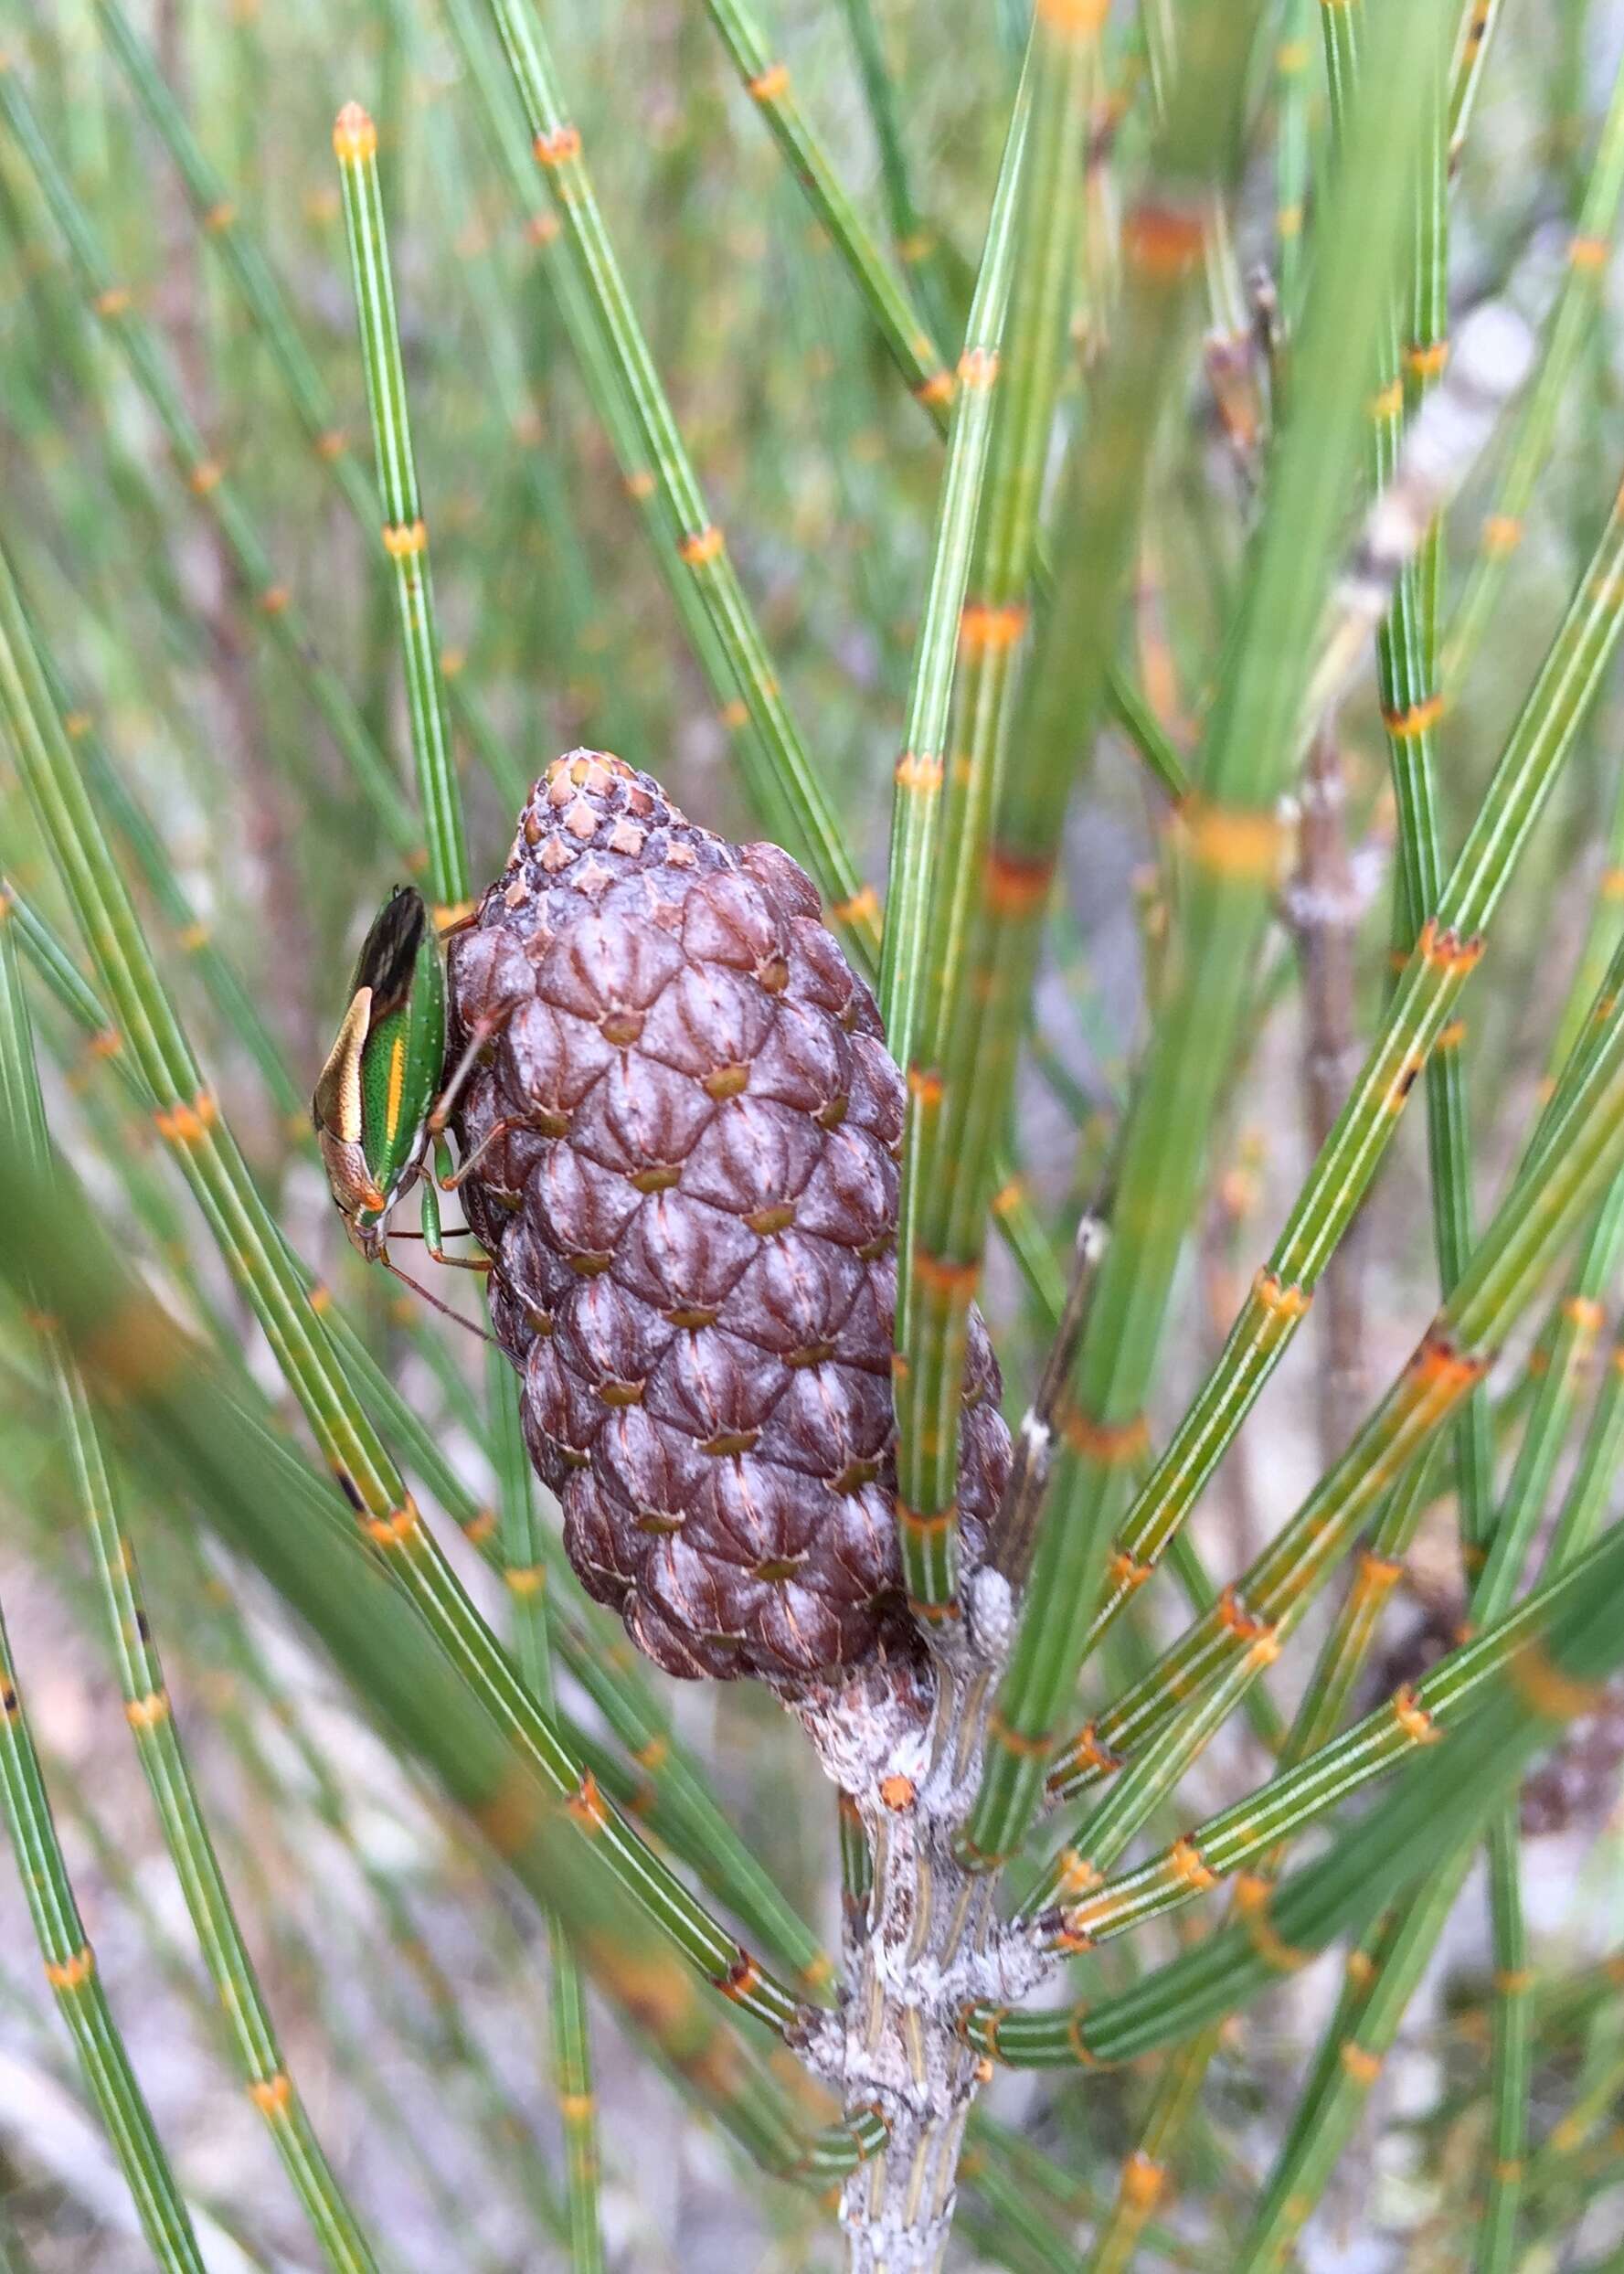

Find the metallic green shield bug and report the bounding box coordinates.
[313,886,447,1260]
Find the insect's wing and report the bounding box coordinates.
[352,884,430,1019]
[314,887,446,1226]
[312,985,371,1143]
[354,889,447,1201]
[404,909,448,1129]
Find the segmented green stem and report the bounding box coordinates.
[1,847,831,1998]
[1084,2027,1215,2274]
[0,58,421,865]
[1035,930,1624,1867]
[700,0,1187,809]
[967,1424,1624,2067]
[1470,1169,1624,2269]
[1478,1181,1624,1621]
[1443,56,1624,691]
[876,76,1027,1066]
[1448,0,1508,171]
[3,944,382,2269]
[1231,1201,1624,2264]
[1547,1319,1624,1568]
[699,0,953,420]
[1321,95,1500,2255]
[1544,763,1624,1088]
[322,1270,826,1977]
[14,896,825,2034]
[1162,1526,1290,1759]
[135,1514,573,2250]
[1274,0,1313,315]
[442,0,791,815]
[893,0,1095,1621]
[1029,1514,1624,1947]
[963,0,1459,1865]
[1281,1446,1442,1787]
[1052,468,1624,1729]
[0,1590,207,2271]
[0,532,807,2040]
[334,102,469,910]
[1366,0,1496,1562]
[0,949,206,2274]
[90,0,531,813]
[1237,1868,1470,2267]
[483,0,871,956]
[424,106,635,774]
[487,1345,603,2274]
[44,674,302,1122]
[0,1182,836,2182]
[447,0,1067,1326]
[1479,1806,1530,2273]
[835,0,951,343]
[899,1,1257,1621]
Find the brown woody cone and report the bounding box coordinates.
[446,752,1011,1684]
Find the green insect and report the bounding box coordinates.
[312,886,502,1320]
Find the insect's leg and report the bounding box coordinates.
[419,1170,492,1275]
[378,1240,498,1344]
[438,1116,529,1192]
[429,1004,515,1136]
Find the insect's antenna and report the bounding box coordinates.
[380,1250,499,1346]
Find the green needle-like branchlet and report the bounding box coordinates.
[1444,54,1624,691]
[90,0,533,814]
[876,76,1028,1071]
[1042,918,1624,1854]
[968,1465,1624,2068]
[962,0,1459,1867]
[897,0,1258,1624]
[0,1155,844,2184]
[483,0,874,962]
[0,527,808,2042]
[1047,463,1624,1749]
[836,0,953,345]
[1448,0,1507,171]
[699,0,954,424]
[0,1582,208,2272]
[1028,1516,1624,1950]
[0,56,422,866]
[486,1345,605,2273]
[0,937,207,2274]
[0,901,384,2274]
[2,853,833,1996]
[448,0,1067,1330]
[334,101,469,911]
[893,0,1095,1625]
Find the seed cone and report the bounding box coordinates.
[446,751,1010,1684]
